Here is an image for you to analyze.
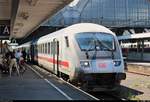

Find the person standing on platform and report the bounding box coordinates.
[15,49,22,64]
[9,50,20,77]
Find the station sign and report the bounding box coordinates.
[0,20,10,39]
[0,25,10,35]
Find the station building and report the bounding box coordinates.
[43,0,150,35]
[40,0,150,62]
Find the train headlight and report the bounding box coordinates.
[113,61,121,67]
[80,61,90,68]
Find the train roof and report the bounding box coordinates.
[37,23,116,43]
[63,23,115,35]
[118,32,150,40]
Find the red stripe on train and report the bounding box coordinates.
[38,56,69,68]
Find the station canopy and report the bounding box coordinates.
[0,0,73,39]
[118,32,150,40]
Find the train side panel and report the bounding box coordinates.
[36,31,79,80]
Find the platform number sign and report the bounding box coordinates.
[0,25,10,35]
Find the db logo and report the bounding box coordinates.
[98,63,107,68]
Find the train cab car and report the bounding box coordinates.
[15,23,126,91]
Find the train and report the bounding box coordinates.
[121,41,150,61]
[13,23,126,91]
[118,32,150,61]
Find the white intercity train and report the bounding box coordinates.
[14,23,126,91]
[118,32,150,61]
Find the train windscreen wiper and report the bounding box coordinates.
[85,39,95,59]
[95,37,115,59]
[96,40,113,51]
[86,39,100,60]
[95,34,115,51]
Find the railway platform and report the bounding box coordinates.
[0,55,98,100]
[126,61,150,76]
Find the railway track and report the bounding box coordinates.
[126,63,150,76]
[126,70,150,76]
[25,63,126,100]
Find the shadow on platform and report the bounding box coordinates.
[116,85,144,100]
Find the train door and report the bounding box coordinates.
[52,39,59,76]
[31,42,38,64]
[31,44,34,63]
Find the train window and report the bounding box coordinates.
[43,43,45,54]
[65,36,69,47]
[38,45,40,53]
[42,44,43,53]
[53,41,56,54]
[40,44,42,53]
[43,44,45,53]
[48,42,50,54]
[39,44,40,53]
[37,45,39,52]
[39,45,41,53]
[44,44,45,53]
[128,45,130,48]
[41,44,42,53]
[51,42,53,55]
[134,45,137,48]
[45,43,47,54]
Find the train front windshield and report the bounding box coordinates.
[76,32,115,51]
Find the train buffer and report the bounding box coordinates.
[0,58,98,100]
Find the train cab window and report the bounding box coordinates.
[65,36,69,47]
[48,42,50,54]
[76,32,115,51]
